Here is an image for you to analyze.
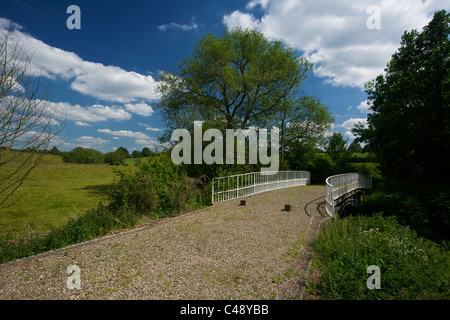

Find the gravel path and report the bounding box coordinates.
[0,185,328,300]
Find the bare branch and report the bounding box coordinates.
[0,27,65,208]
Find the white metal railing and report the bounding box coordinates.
[325,173,372,218]
[212,171,310,203]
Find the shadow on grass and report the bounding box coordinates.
[75,184,112,197]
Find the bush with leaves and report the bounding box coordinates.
[61,147,105,164]
[110,153,204,217]
[104,149,127,165]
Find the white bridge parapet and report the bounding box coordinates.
[212,171,310,203]
[325,173,372,218]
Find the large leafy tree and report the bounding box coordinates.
[155,28,312,134]
[354,10,449,182]
[155,28,333,173]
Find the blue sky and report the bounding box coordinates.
[1,0,448,153]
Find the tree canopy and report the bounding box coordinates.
[154,28,332,172]
[354,10,449,182]
[155,28,313,134]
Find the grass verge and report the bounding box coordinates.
[0,203,144,264]
[309,213,449,299]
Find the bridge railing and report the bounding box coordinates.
[212,171,310,203]
[325,173,372,218]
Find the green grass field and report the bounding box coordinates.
[0,154,117,240]
[122,157,153,166]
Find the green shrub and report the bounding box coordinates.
[313,213,450,299]
[105,149,127,165]
[61,147,105,164]
[347,162,381,179]
[348,152,376,163]
[307,153,336,184]
[110,154,204,217]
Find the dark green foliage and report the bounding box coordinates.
[277,89,333,170]
[355,10,450,182]
[326,132,348,163]
[116,147,129,158]
[357,180,450,242]
[347,140,363,153]
[292,151,379,184]
[49,146,61,155]
[283,140,317,172]
[61,147,105,164]
[306,153,336,184]
[104,149,127,165]
[347,152,376,163]
[141,147,154,157]
[131,150,142,158]
[110,153,208,217]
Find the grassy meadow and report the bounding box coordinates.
[0,154,117,240]
[122,157,153,167]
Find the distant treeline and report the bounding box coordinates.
[48,146,157,165]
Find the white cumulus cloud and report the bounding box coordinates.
[356,100,372,113]
[124,103,154,117]
[223,0,448,88]
[1,18,160,103]
[138,122,162,131]
[341,118,368,131]
[74,121,91,127]
[97,129,151,140]
[74,136,109,144]
[157,17,199,31]
[246,0,270,10]
[70,136,110,149]
[50,101,132,122]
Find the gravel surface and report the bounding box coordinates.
[0,185,328,300]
